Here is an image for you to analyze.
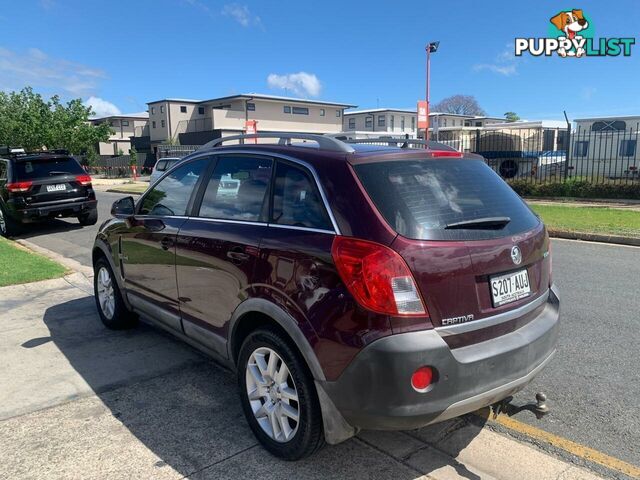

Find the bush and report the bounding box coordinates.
[508,179,640,200]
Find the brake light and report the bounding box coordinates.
[430,151,463,158]
[76,174,92,186]
[331,236,428,316]
[7,181,33,192]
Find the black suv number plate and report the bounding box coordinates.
[46,184,67,192]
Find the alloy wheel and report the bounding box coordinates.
[0,208,5,235]
[245,347,300,443]
[96,266,115,320]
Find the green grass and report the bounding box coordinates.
[530,205,640,238]
[107,183,149,194]
[0,238,68,287]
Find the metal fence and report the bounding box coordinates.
[431,124,640,185]
[157,145,199,159]
[86,153,151,178]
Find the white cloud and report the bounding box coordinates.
[0,46,106,97]
[267,72,322,97]
[222,3,261,28]
[84,96,121,118]
[473,44,519,76]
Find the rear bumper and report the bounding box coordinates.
[321,285,560,431]
[9,198,97,223]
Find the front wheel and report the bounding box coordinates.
[237,327,324,460]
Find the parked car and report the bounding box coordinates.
[150,157,181,184]
[0,148,97,237]
[92,134,559,460]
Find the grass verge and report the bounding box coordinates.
[530,204,640,238]
[0,237,68,287]
[106,182,148,195]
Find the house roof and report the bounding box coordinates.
[90,112,149,121]
[344,108,416,115]
[147,98,201,104]
[574,115,640,122]
[200,93,356,108]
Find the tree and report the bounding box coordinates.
[432,95,486,116]
[0,87,112,154]
[504,112,520,122]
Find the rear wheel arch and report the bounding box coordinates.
[228,299,325,382]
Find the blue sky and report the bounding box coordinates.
[0,0,638,120]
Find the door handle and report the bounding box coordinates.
[227,251,250,262]
[160,236,173,250]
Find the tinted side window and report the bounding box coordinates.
[271,162,332,230]
[198,156,272,222]
[140,159,207,216]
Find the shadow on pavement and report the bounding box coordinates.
[40,296,484,479]
[14,217,83,239]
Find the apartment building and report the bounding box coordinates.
[343,109,418,137]
[146,94,356,148]
[89,113,149,156]
[430,112,504,129]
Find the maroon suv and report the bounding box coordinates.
[92,134,559,460]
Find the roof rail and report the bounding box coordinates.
[199,133,355,154]
[342,138,458,152]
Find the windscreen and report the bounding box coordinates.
[354,159,539,241]
[15,157,85,180]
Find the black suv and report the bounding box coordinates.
[0,148,98,236]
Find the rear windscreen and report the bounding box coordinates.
[15,158,85,180]
[354,159,540,240]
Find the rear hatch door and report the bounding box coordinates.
[354,157,550,327]
[13,157,89,205]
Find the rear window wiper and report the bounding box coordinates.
[444,216,511,230]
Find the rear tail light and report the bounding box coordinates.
[331,236,428,316]
[411,366,434,392]
[76,174,92,186]
[7,181,33,192]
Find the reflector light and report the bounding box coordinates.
[7,181,33,192]
[411,366,433,392]
[430,151,463,158]
[331,236,428,316]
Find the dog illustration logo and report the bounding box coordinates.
[550,9,589,57]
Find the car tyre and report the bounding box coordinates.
[238,327,325,460]
[78,209,98,226]
[93,257,137,329]
[0,204,21,237]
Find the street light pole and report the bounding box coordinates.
[425,41,439,141]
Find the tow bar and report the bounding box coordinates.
[491,392,550,420]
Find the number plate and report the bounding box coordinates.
[46,184,66,192]
[490,269,531,307]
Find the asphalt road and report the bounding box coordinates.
[16,190,640,474]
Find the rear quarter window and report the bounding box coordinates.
[354,159,539,241]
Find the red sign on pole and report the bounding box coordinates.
[245,120,258,144]
[417,101,429,131]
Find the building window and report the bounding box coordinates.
[411,117,415,131]
[443,119,447,127]
[161,120,165,128]
[365,116,373,129]
[574,141,589,157]
[592,120,626,132]
[180,106,187,113]
[475,121,482,127]
[401,117,405,131]
[620,139,637,157]
[336,110,341,117]
[152,121,156,128]
[160,105,165,113]
[151,107,155,114]
[246,102,256,111]
[348,118,356,129]
[320,109,325,116]
[390,115,395,129]
[378,116,385,127]
[283,106,291,114]
[292,107,309,115]
[464,121,471,126]
[109,121,117,127]
[198,106,205,115]
[122,120,129,127]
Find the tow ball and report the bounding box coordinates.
[491,392,549,420]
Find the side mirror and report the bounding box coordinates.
[111,196,135,217]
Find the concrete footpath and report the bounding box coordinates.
[0,275,604,480]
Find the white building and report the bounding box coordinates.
[89,112,149,156]
[343,109,418,137]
